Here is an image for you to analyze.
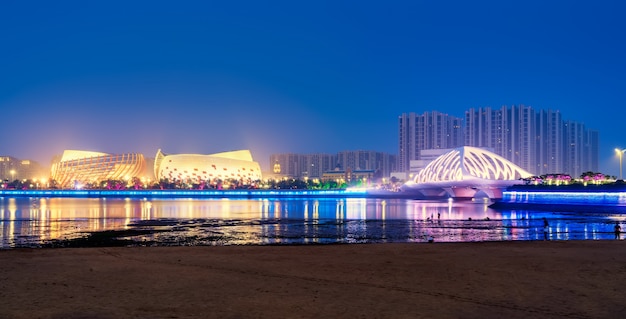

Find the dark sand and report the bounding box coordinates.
[1,241,625,319]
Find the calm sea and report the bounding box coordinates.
[0,196,623,248]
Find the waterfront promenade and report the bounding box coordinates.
[0,188,395,199]
[491,183,626,212]
[1,241,625,318]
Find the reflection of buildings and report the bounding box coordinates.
[2,197,621,247]
[154,149,262,182]
[50,150,146,187]
[270,150,396,180]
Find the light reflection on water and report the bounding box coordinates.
[0,197,624,248]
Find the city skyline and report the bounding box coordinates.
[1,1,625,175]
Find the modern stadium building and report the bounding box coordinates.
[50,150,147,188]
[48,149,262,188]
[153,149,262,183]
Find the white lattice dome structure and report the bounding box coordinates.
[50,150,146,188]
[413,146,532,183]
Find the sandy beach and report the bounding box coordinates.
[1,241,625,319]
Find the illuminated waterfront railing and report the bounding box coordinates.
[0,189,370,198]
[502,191,626,206]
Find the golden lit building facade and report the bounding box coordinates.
[1,156,47,181]
[154,149,262,182]
[51,150,146,188]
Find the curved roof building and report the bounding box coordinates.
[154,149,262,182]
[411,146,532,183]
[51,150,146,188]
[401,147,532,199]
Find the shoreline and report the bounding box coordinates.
[489,201,626,213]
[0,188,414,199]
[1,241,625,318]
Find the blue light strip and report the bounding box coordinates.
[0,189,369,198]
[502,191,626,205]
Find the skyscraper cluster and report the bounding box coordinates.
[399,105,599,177]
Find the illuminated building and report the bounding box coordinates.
[50,150,146,187]
[269,151,395,180]
[398,106,599,178]
[401,146,532,199]
[398,111,464,173]
[336,150,396,178]
[0,156,47,181]
[321,169,375,183]
[465,106,599,177]
[411,146,531,183]
[0,156,20,181]
[154,149,262,183]
[465,105,545,174]
[269,153,314,178]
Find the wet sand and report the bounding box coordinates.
[1,241,625,319]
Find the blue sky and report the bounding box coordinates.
[1,0,625,174]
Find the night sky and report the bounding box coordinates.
[1,1,625,174]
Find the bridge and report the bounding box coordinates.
[400,146,532,199]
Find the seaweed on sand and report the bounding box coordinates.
[41,229,167,248]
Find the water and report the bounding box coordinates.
[1,196,624,248]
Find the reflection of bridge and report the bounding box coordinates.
[400,147,532,199]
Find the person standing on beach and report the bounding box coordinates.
[615,222,621,240]
[543,218,549,240]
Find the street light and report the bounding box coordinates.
[615,148,626,180]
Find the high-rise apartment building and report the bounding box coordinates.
[584,129,600,174]
[336,150,397,178]
[303,153,336,178]
[270,151,395,180]
[465,106,598,177]
[0,156,47,181]
[535,109,564,175]
[401,105,599,178]
[398,111,463,172]
[269,153,309,178]
[0,156,19,181]
[563,121,588,176]
[465,105,537,173]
